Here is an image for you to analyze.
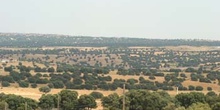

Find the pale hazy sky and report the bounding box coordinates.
[0,0,220,40]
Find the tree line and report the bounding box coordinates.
[1,33,220,47]
[1,90,220,110]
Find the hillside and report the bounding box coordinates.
[0,33,220,47]
[0,34,220,109]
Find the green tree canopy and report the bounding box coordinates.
[59,90,78,110]
[39,94,57,110]
[77,94,97,109]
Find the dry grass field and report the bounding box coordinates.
[164,46,219,51]
[1,46,220,109]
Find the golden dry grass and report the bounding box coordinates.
[1,46,220,110]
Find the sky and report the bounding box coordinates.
[0,0,220,40]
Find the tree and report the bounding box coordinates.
[5,94,37,110]
[52,81,64,88]
[90,92,104,99]
[206,91,217,97]
[187,102,211,110]
[212,102,220,110]
[175,92,206,108]
[195,86,203,91]
[39,94,57,110]
[163,103,186,110]
[1,81,10,87]
[31,83,37,88]
[2,76,14,83]
[39,86,51,94]
[59,90,78,110]
[18,81,29,88]
[0,101,7,110]
[126,90,169,110]
[188,85,195,91]
[127,78,138,85]
[149,75,156,80]
[4,66,13,72]
[5,95,23,110]
[73,78,83,85]
[48,67,55,73]
[102,90,170,110]
[77,94,97,110]
[101,93,121,110]
[24,98,38,110]
[207,87,212,91]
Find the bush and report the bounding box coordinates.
[212,102,220,110]
[52,81,64,88]
[2,76,15,83]
[4,66,13,72]
[180,73,187,78]
[199,77,211,83]
[48,83,54,88]
[1,81,10,87]
[39,86,51,93]
[207,87,212,91]
[178,86,187,91]
[48,67,55,73]
[206,91,217,97]
[73,78,83,85]
[127,78,138,85]
[164,75,171,82]
[188,85,195,91]
[31,83,37,88]
[18,81,29,88]
[154,73,164,76]
[186,68,197,72]
[195,86,203,91]
[149,75,156,80]
[90,92,104,99]
[35,73,42,77]
[42,74,49,77]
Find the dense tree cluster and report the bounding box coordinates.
[102,90,220,110]
[1,90,220,109]
[0,90,97,110]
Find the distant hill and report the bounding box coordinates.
[0,33,220,47]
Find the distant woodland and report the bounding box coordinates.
[0,33,220,47]
[1,33,220,109]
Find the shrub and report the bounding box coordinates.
[206,91,217,97]
[149,75,156,80]
[35,73,42,77]
[180,73,187,78]
[195,86,203,91]
[1,81,10,87]
[127,78,138,85]
[31,83,37,88]
[42,74,49,77]
[154,73,164,76]
[178,86,187,91]
[207,87,212,91]
[48,83,54,88]
[90,92,104,99]
[39,86,51,94]
[48,67,55,73]
[4,66,13,72]
[52,81,64,88]
[73,78,83,85]
[18,81,29,88]
[188,85,195,91]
